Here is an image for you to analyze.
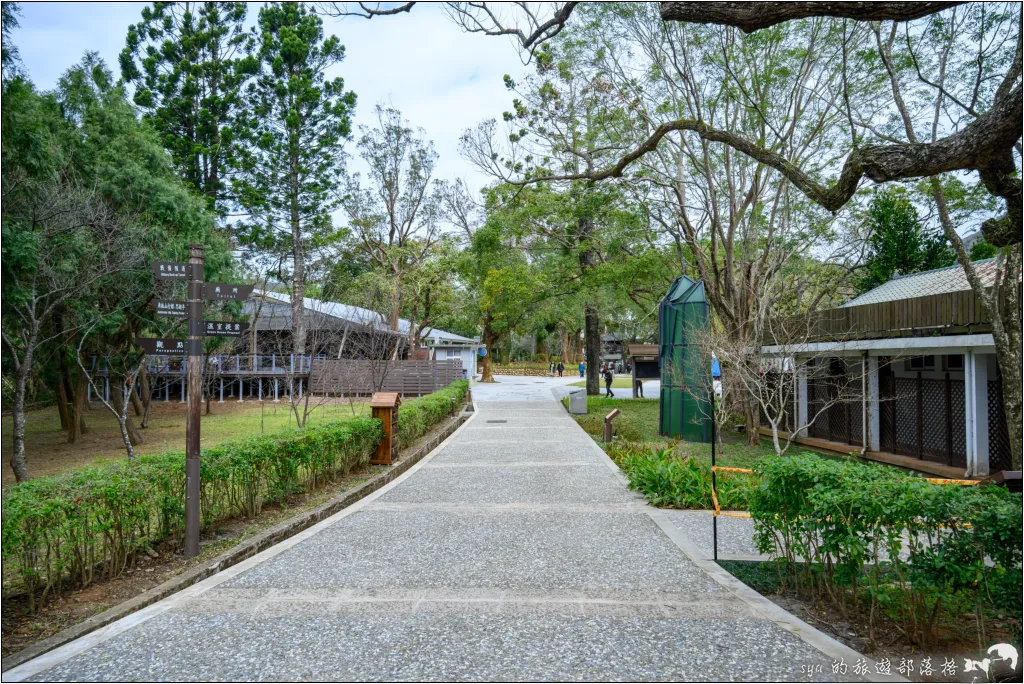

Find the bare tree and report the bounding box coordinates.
[75,325,147,458]
[867,8,1022,468]
[699,309,877,457]
[317,2,579,59]
[342,279,409,393]
[341,105,444,334]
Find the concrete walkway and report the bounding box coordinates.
[6,382,885,682]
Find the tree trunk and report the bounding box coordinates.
[480,319,497,383]
[56,380,71,431]
[560,326,571,364]
[68,368,89,443]
[743,397,761,446]
[584,303,601,395]
[577,213,602,395]
[289,140,306,358]
[138,365,152,429]
[1001,361,1022,470]
[741,357,762,446]
[110,379,144,447]
[11,363,31,482]
[130,383,145,417]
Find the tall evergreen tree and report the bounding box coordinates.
[120,2,255,213]
[232,2,356,360]
[857,188,954,293]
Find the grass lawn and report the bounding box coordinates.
[570,396,779,468]
[2,398,370,487]
[569,376,634,389]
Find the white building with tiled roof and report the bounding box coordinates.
[760,259,1011,479]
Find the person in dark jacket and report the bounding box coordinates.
[603,367,615,397]
[557,362,564,377]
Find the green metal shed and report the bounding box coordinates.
[658,276,712,442]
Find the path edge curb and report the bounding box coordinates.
[1,402,473,675]
[562,408,908,684]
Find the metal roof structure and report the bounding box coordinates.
[249,291,478,345]
[842,259,997,308]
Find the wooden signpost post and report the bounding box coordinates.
[136,244,252,558]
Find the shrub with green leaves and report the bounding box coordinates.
[396,380,469,447]
[750,452,1023,648]
[609,443,757,510]
[2,381,468,610]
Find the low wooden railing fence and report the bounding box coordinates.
[310,359,464,397]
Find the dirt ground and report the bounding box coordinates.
[2,397,370,487]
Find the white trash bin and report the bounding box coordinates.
[568,388,588,414]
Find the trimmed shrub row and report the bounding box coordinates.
[396,380,469,448]
[750,453,1023,647]
[608,443,757,510]
[2,380,469,610]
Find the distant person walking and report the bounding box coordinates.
[635,378,644,398]
[604,367,615,398]
[578,361,585,378]
[557,362,564,377]
[549,362,556,377]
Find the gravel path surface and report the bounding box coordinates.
[10,378,874,682]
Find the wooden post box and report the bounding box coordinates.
[370,392,401,464]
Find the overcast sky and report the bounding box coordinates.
[13,2,529,199]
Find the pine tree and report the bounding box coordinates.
[857,189,954,293]
[120,2,255,213]
[231,2,356,358]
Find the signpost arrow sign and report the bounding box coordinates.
[201,321,250,337]
[151,261,192,279]
[203,283,254,301]
[149,299,189,318]
[134,337,201,355]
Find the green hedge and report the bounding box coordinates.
[750,453,1023,647]
[609,443,757,510]
[2,380,468,609]
[396,380,469,447]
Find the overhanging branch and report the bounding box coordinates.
[527,82,1021,217]
[659,2,965,32]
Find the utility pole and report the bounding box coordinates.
[184,243,204,559]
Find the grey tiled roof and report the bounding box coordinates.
[252,291,477,344]
[842,259,998,308]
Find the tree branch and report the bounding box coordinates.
[659,2,965,32]
[526,82,1021,221]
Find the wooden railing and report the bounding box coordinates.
[87,354,315,376]
[797,289,990,342]
[310,359,464,397]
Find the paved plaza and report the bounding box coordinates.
[5,377,886,682]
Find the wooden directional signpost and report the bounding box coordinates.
[148,299,189,319]
[137,244,252,558]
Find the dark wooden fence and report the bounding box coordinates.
[798,289,989,342]
[309,359,464,397]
